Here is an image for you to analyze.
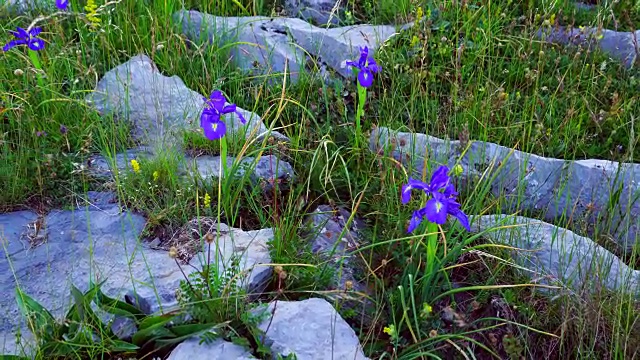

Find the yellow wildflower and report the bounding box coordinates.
[130,159,140,174]
[383,324,396,337]
[452,164,464,177]
[204,193,211,208]
[85,0,101,28]
[416,6,423,22]
[153,171,159,181]
[422,303,433,317]
[410,35,420,47]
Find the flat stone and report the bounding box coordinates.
[188,154,295,191]
[83,191,118,207]
[167,337,256,360]
[254,298,368,360]
[86,54,203,150]
[284,0,342,25]
[2,0,56,14]
[86,146,153,180]
[471,215,640,296]
[285,21,397,79]
[173,10,399,81]
[0,208,187,355]
[369,127,640,253]
[174,11,308,84]
[184,222,273,296]
[535,26,639,69]
[0,210,38,259]
[86,55,288,151]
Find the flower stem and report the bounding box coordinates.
[354,83,367,148]
[425,222,438,276]
[220,136,229,176]
[27,50,45,89]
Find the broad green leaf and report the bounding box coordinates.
[89,281,145,320]
[109,339,140,352]
[169,322,226,337]
[14,288,57,339]
[138,314,175,330]
[132,316,176,346]
[70,285,111,337]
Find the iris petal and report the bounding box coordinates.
[56,0,69,10]
[401,178,431,204]
[2,40,19,51]
[407,209,425,233]
[28,27,42,37]
[424,194,449,225]
[207,90,227,113]
[28,38,45,51]
[358,46,369,68]
[203,120,226,140]
[358,69,373,88]
[200,109,220,128]
[449,207,470,231]
[235,110,246,124]
[221,104,237,114]
[429,165,450,191]
[11,27,29,39]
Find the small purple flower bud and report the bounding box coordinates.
[60,124,68,135]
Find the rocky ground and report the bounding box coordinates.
[1,0,639,359]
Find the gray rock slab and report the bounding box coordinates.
[174,11,308,84]
[535,26,639,69]
[0,210,38,259]
[173,10,399,81]
[86,54,288,152]
[186,223,273,296]
[284,21,397,79]
[369,127,640,253]
[188,154,295,191]
[86,146,153,179]
[284,0,342,25]
[0,209,275,355]
[2,0,55,14]
[254,298,368,360]
[167,337,256,360]
[471,215,640,297]
[86,54,203,151]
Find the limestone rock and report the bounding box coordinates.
[471,215,640,296]
[167,337,256,360]
[369,127,640,253]
[189,154,295,191]
[86,55,203,150]
[536,26,639,69]
[254,298,368,360]
[173,10,398,82]
[86,55,288,151]
[284,0,342,25]
[184,223,273,296]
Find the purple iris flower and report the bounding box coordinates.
[200,90,246,140]
[3,27,45,52]
[346,46,381,88]
[401,165,470,233]
[56,0,70,10]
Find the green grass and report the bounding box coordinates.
[1,0,639,359]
